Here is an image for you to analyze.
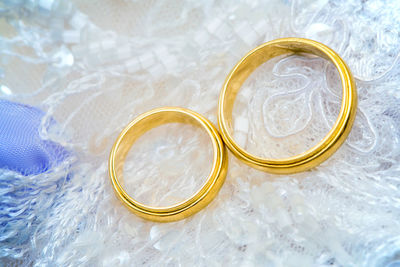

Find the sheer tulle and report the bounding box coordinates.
[0,0,399,266]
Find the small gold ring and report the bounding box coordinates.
[109,107,228,222]
[218,37,357,174]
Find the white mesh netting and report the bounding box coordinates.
[1,0,400,266]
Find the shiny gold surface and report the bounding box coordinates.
[218,38,357,174]
[109,107,227,222]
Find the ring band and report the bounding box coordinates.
[218,37,357,174]
[109,107,228,222]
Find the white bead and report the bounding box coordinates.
[125,58,141,73]
[99,50,115,63]
[153,45,168,58]
[235,116,249,133]
[238,87,252,100]
[260,182,275,194]
[71,45,86,58]
[206,18,223,34]
[0,85,12,96]
[138,53,155,69]
[84,53,100,66]
[116,45,132,61]
[38,0,54,10]
[233,21,259,46]
[148,64,165,78]
[5,0,24,5]
[153,230,180,251]
[292,205,305,223]
[52,47,74,67]
[24,0,36,11]
[154,46,178,69]
[305,23,334,40]
[69,12,88,30]
[106,65,124,73]
[234,131,247,148]
[301,217,319,234]
[217,21,232,39]
[101,39,116,50]
[253,20,268,37]
[88,43,101,53]
[63,30,80,44]
[194,29,211,46]
[276,209,292,229]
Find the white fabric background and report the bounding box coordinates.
[1,0,400,266]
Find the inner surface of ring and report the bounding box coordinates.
[222,41,345,160]
[114,111,215,207]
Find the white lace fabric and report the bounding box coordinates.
[0,0,400,266]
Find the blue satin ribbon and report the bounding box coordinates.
[0,99,68,175]
[0,99,70,258]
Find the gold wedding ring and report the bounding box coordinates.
[218,37,357,174]
[109,107,227,222]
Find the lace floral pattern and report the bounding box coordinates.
[0,0,399,266]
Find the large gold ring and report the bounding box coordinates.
[218,37,357,174]
[109,107,228,222]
